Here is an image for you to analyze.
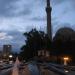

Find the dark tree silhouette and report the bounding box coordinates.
[20,29,51,61]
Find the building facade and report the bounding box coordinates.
[2,45,12,61]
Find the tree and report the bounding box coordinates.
[19,29,51,61]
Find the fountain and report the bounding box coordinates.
[12,57,20,75]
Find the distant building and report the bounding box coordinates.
[36,50,57,62]
[37,50,50,61]
[3,45,11,54]
[38,50,50,57]
[0,51,2,60]
[3,45,12,61]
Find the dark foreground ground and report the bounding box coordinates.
[0,61,75,75]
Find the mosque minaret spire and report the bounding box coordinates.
[46,0,52,41]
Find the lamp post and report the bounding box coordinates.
[9,55,13,64]
[63,57,69,66]
[9,55,13,58]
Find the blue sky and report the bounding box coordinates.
[0,0,75,52]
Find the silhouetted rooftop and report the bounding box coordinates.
[54,27,75,41]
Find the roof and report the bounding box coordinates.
[54,27,75,41]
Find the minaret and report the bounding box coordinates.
[46,0,52,41]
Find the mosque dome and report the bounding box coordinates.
[53,27,75,41]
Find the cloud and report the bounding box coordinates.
[0,0,75,52]
[0,30,25,52]
[0,32,13,40]
[0,0,17,17]
[31,17,46,21]
[0,0,32,17]
[9,0,32,17]
[51,0,65,5]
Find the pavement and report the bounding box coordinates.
[17,63,66,75]
[0,67,12,75]
[38,65,59,75]
[19,63,75,75]
[19,64,30,75]
[1,61,75,75]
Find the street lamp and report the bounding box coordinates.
[9,55,13,64]
[65,70,69,73]
[9,55,13,58]
[63,57,69,66]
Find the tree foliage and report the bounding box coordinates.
[20,29,51,61]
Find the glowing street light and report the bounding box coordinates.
[63,57,69,66]
[9,55,13,64]
[9,55,13,58]
[65,70,69,73]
